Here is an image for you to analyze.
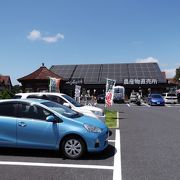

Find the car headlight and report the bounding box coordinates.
[84,124,102,133]
[91,110,102,116]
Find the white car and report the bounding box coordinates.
[14,92,105,122]
[130,92,138,103]
[162,93,178,104]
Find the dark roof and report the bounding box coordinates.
[0,76,12,86]
[50,63,167,84]
[18,65,62,82]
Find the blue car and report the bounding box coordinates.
[147,94,165,106]
[0,99,109,159]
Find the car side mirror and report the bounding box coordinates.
[46,115,57,123]
[63,102,71,108]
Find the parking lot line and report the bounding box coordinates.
[142,103,150,107]
[117,111,119,128]
[108,140,115,143]
[126,103,130,107]
[165,104,171,107]
[113,129,122,180]
[0,161,114,170]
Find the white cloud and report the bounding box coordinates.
[42,33,64,43]
[27,29,41,41]
[160,63,169,67]
[163,68,176,78]
[134,57,178,78]
[136,57,159,63]
[27,30,64,43]
[175,63,180,67]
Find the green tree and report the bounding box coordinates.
[174,67,180,82]
[0,89,12,99]
[11,85,22,95]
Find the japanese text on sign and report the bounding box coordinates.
[123,78,158,85]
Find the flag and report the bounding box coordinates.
[105,78,116,107]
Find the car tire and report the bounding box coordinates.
[61,136,86,159]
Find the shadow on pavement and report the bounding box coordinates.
[0,144,116,160]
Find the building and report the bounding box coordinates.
[175,66,180,88]
[0,75,12,91]
[18,64,62,92]
[50,62,168,97]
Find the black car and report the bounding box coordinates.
[97,94,105,103]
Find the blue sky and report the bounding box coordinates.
[0,0,180,85]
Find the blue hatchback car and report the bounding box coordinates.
[147,94,165,106]
[0,99,109,159]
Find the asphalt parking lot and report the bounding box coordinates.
[0,127,120,180]
[115,103,180,180]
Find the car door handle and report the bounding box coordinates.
[18,122,27,127]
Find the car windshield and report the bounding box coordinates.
[151,94,162,98]
[41,101,82,118]
[167,94,177,97]
[62,94,82,107]
[114,89,123,93]
[131,92,137,96]
[13,95,22,99]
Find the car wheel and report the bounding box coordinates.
[61,136,86,159]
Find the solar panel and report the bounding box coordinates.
[50,65,76,79]
[50,62,167,84]
[72,64,101,84]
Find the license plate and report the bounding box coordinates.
[157,102,160,104]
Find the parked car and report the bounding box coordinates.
[147,94,165,106]
[162,93,178,104]
[0,99,109,159]
[113,86,125,103]
[97,94,105,104]
[14,92,105,122]
[130,92,139,103]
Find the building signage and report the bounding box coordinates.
[123,78,158,85]
[66,78,84,85]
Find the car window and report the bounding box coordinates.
[27,95,49,100]
[42,101,82,118]
[18,103,52,120]
[151,94,162,98]
[13,95,22,99]
[167,94,177,97]
[62,94,82,107]
[27,95,40,99]
[131,92,137,96]
[0,102,17,117]
[47,95,66,104]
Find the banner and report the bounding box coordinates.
[105,78,116,107]
[49,77,61,92]
[75,85,81,103]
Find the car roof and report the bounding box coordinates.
[0,98,50,104]
[16,92,65,96]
